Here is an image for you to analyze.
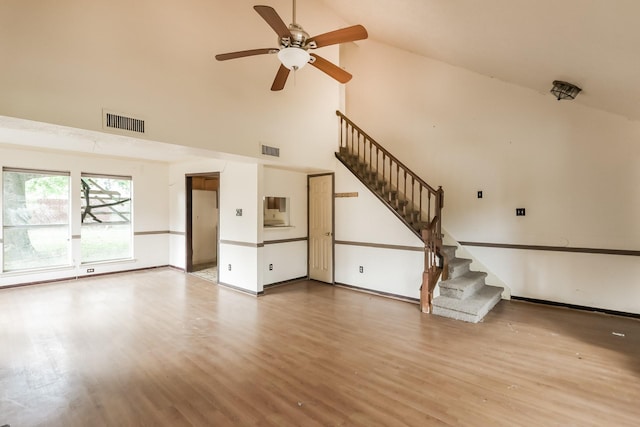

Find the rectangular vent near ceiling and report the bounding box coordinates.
[261,144,280,157]
[104,111,145,134]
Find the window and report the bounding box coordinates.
[263,196,290,227]
[80,174,132,263]
[2,168,71,271]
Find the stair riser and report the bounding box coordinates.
[432,292,502,323]
[440,280,485,300]
[441,247,457,260]
[448,262,470,279]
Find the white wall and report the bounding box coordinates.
[261,166,309,285]
[168,158,262,293]
[0,0,344,171]
[262,242,307,285]
[0,0,353,295]
[0,146,169,287]
[168,157,225,270]
[342,40,640,313]
[219,162,261,293]
[334,160,424,299]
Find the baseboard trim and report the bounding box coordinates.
[217,281,263,296]
[334,282,420,304]
[263,277,309,290]
[0,265,171,290]
[512,296,640,319]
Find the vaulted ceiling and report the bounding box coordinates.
[321,0,640,121]
[2,0,639,164]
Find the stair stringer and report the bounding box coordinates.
[333,158,426,301]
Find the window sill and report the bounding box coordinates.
[2,258,138,277]
[1,264,75,277]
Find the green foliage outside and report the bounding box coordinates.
[3,171,133,272]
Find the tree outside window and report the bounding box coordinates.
[80,174,132,263]
[2,168,71,271]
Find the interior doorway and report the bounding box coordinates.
[186,173,220,282]
[308,173,334,283]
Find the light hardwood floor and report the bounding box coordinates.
[1,268,639,426]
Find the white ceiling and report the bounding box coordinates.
[320,0,640,121]
[3,0,639,164]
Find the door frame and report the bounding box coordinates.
[185,172,220,273]
[307,172,335,284]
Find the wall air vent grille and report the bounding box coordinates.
[103,111,145,134]
[261,144,280,157]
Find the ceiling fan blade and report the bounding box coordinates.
[271,64,290,91]
[308,25,368,48]
[310,54,352,83]
[254,5,292,39]
[215,48,278,61]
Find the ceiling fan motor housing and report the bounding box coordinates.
[285,23,310,49]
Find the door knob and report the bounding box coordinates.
[324,232,332,236]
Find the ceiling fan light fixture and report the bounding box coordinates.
[550,80,582,101]
[278,47,310,70]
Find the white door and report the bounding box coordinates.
[308,174,333,283]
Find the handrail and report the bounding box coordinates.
[336,111,439,194]
[335,110,445,314]
[427,215,439,232]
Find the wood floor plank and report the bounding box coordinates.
[1,268,639,426]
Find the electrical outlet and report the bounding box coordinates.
[86,268,94,273]
[228,264,232,271]
[269,264,273,271]
[477,191,483,199]
[516,208,526,216]
[236,209,243,216]
[359,266,364,273]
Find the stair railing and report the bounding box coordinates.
[336,111,445,313]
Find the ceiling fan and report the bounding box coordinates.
[215,1,368,91]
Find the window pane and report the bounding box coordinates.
[3,226,70,271]
[3,170,70,271]
[80,176,132,263]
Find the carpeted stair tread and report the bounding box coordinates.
[439,271,487,299]
[432,285,503,323]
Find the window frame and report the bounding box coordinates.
[80,172,133,264]
[2,167,72,272]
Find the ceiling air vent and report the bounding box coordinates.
[261,144,280,157]
[103,110,145,134]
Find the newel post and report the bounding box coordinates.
[420,228,433,313]
[420,186,445,314]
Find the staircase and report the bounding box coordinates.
[434,245,503,323]
[335,111,503,322]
